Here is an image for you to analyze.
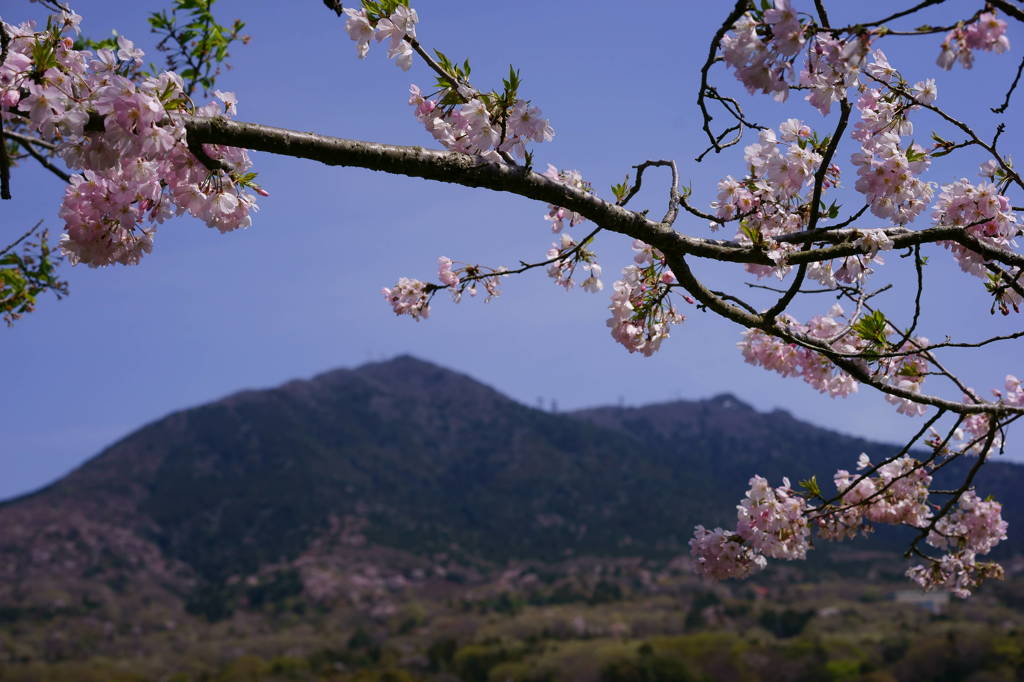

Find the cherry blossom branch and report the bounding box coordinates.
[179,117,1024,299]
[661,246,1010,417]
[868,73,1024,192]
[813,408,947,511]
[908,429,993,556]
[773,320,1018,415]
[179,106,1008,414]
[428,225,604,295]
[763,98,851,321]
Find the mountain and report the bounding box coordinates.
[2,355,1023,621]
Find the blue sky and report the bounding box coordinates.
[3,1,1023,500]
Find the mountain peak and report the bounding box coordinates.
[707,393,754,411]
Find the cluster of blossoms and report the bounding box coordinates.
[711,119,829,279]
[542,165,589,232]
[724,3,1011,116]
[605,241,685,356]
[539,165,604,290]
[688,527,766,580]
[937,11,1010,70]
[909,489,1008,597]
[808,226,896,288]
[1,14,260,266]
[722,1,874,114]
[907,551,1005,598]
[934,177,1018,277]
[693,451,1008,597]
[408,84,553,162]
[995,374,1024,409]
[545,233,602,292]
[970,161,1019,311]
[928,490,1008,555]
[720,1,804,101]
[381,277,430,320]
[343,4,418,70]
[382,257,509,320]
[346,3,554,163]
[800,34,870,115]
[437,256,505,303]
[738,305,861,398]
[951,375,1024,456]
[850,52,935,225]
[739,304,936,417]
[819,454,932,542]
[691,475,809,580]
[880,337,931,418]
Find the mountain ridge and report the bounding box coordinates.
[3,354,1023,620]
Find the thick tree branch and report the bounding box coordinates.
[184,118,1024,274]
[184,116,683,250]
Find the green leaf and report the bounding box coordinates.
[798,476,822,498]
[852,309,891,350]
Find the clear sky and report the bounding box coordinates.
[3,1,1023,501]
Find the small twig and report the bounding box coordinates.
[16,138,72,183]
[431,225,605,294]
[710,289,760,315]
[745,282,838,295]
[695,124,741,162]
[0,131,57,150]
[621,160,680,225]
[827,0,949,32]
[697,1,751,154]
[890,245,925,350]
[819,204,868,231]
[0,219,45,256]
[992,54,1024,113]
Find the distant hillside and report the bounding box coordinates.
[2,355,1022,615]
